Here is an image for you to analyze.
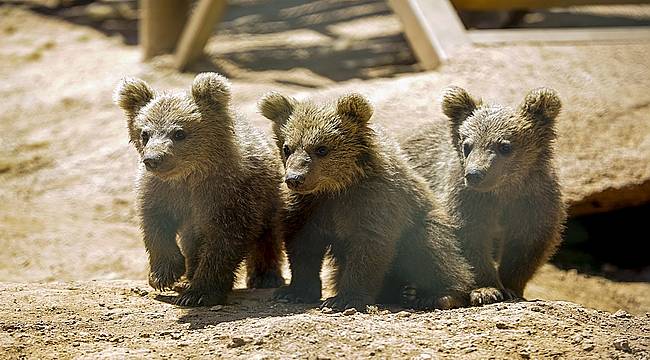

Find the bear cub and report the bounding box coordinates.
[114,73,284,306]
[404,87,567,305]
[259,92,474,311]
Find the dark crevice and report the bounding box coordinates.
[552,203,650,283]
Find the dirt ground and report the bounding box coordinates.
[1,2,649,358]
[1,281,649,359]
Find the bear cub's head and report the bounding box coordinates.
[258,92,374,194]
[442,86,561,192]
[114,73,233,180]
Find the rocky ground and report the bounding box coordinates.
[1,2,649,358]
[1,281,648,359]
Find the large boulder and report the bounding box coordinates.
[249,43,650,216]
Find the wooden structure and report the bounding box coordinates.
[140,0,650,71]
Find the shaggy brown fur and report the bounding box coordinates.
[114,73,284,307]
[259,92,474,311]
[403,87,566,305]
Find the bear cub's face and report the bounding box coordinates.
[114,73,232,180]
[258,93,373,194]
[442,86,561,192]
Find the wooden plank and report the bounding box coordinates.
[469,27,650,44]
[388,0,470,69]
[174,0,228,71]
[452,0,650,10]
[140,0,191,60]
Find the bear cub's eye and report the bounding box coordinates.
[462,142,472,158]
[282,144,292,158]
[173,129,187,141]
[315,146,329,157]
[498,142,512,155]
[141,131,150,145]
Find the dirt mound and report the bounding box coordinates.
[1,280,648,359]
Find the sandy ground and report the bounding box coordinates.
[1,280,649,359]
[1,2,650,358]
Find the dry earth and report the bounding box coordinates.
[1,281,649,359]
[1,2,650,359]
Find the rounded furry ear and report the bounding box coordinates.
[520,87,561,125]
[191,72,231,109]
[336,93,373,124]
[441,86,479,125]
[258,92,296,126]
[113,77,154,119]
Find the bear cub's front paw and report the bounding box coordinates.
[175,288,227,307]
[148,257,185,291]
[469,287,511,306]
[320,293,372,312]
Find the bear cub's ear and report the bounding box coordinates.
[258,92,296,126]
[336,93,373,124]
[114,77,154,119]
[519,87,561,125]
[441,86,479,126]
[191,72,231,108]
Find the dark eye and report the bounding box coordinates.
[498,142,512,155]
[462,142,472,158]
[282,144,292,158]
[173,129,186,141]
[315,146,329,157]
[141,131,150,145]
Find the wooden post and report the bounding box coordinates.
[140,0,192,60]
[388,0,470,70]
[174,0,228,71]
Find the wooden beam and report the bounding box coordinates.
[140,0,191,60]
[469,27,650,44]
[174,0,228,71]
[452,0,650,10]
[388,0,470,69]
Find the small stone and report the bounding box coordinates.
[343,308,357,316]
[72,342,80,347]
[227,337,251,348]
[321,307,334,314]
[613,339,632,353]
[418,353,432,359]
[495,321,509,329]
[397,311,411,318]
[210,305,223,312]
[612,309,632,319]
[571,334,583,344]
[583,343,595,351]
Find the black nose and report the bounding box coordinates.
[285,173,305,188]
[143,156,162,170]
[464,169,484,186]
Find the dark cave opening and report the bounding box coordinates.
[552,203,650,282]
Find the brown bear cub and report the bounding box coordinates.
[258,92,474,311]
[404,87,567,305]
[114,73,284,307]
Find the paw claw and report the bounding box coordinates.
[470,287,507,306]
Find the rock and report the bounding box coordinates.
[612,309,632,319]
[613,339,633,353]
[396,311,412,318]
[342,308,357,316]
[321,307,334,314]
[209,305,223,312]
[227,337,252,348]
[287,44,650,217]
